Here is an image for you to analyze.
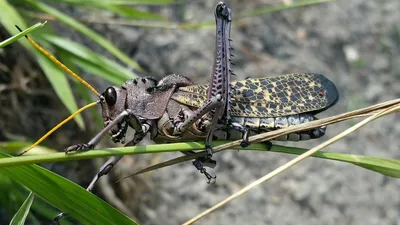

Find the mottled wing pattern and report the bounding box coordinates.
[172,73,338,117]
[172,84,208,107]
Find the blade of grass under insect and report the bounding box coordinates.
[0,142,398,178]
[183,102,400,225]
[0,152,138,225]
[9,192,34,225]
[26,0,142,71]
[123,145,400,180]
[271,146,400,178]
[41,34,135,84]
[0,22,46,48]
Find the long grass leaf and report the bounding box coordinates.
[99,5,164,20]
[0,142,398,178]
[239,0,333,18]
[0,152,138,225]
[0,1,84,128]
[0,142,56,155]
[0,0,27,36]
[41,34,135,84]
[9,192,34,225]
[26,0,142,70]
[33,50,85,129]
[48,0,175,5]
[58,52,103,127]
[0,22,46,48]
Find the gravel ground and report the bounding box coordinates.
[2,0,399,225]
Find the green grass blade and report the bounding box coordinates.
[239,0,333,18]
[41,34,135,84]
[0,22,46,48]
[0,0,27,37]
[9,192,34,225]
[0,142,56,155]
[33,50,85,129]
[26,0,142,70]
[0,167,75,224]
[0,142,398,178]
[271,145,400,178]
[58,51,103,127]
[0,0,84,128]
[0,152,138,225]
[106,5,164,20]
[178,0,333,29]
[48,0,175,5]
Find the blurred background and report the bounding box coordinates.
[0,0,399,224]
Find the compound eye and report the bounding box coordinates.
[104,87,117,106]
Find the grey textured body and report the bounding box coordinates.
[152,98,325,143]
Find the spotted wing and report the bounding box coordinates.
[171,73,339,117]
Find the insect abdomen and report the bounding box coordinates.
[225,114,326,141]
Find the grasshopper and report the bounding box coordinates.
[18,2,338,223]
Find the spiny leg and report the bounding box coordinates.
[53,145,135,224]
[176,3,232,182]
[202,3,232,154]
[54,112,149,223]
[173,96,223,182]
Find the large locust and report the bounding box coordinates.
[18,2,339,223]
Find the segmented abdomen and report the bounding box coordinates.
[213,113,326,141]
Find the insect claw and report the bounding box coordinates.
[230,53,235,57]
[264,141,272,150]
[53,212,66,225]
[205,147,213,158]
[206,173,217,184]
[193,160,215,183]
[65,143,93,154]
[240,140,249,148]
[240,129,250,148]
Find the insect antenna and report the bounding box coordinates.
[15,25,100,155]
[17,102,98,156]
[15,25,100,97]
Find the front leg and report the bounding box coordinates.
[53,116,150,224]
[65,109,131,153]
